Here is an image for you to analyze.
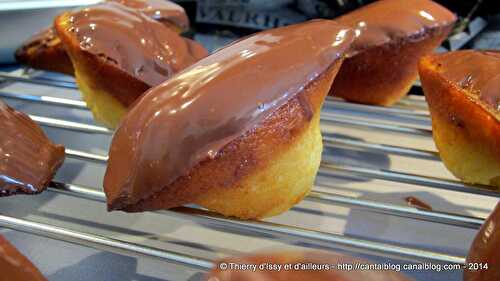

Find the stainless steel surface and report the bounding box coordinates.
[0,72,79,89]
[42,182,466,264]
[29,114,113,134]
[323,164,500,197]
[0,68,497,281]
[0,214,214,270]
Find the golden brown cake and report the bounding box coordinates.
[103,20,354,219]
[15,0,190,75]
[207,250,413,281]
[465,203,500,281]
[419,50,500,188]
[55,2,207,128]
[0,100,65,196]
[0,235,47,281]
[330,0,456,106]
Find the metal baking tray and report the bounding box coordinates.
[0,1,496,279]
[0,65,496,281]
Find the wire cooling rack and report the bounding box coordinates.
[0,66,497,281]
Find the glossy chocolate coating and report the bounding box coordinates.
[0,100,65,196]
[19,0,189,58]
[111,0,189,30]
[207,250,412,281]
[66,2,206,87]
[104,20,354,209]
[481,75,500,111]
[432,50,500,113]
[0,235,47,281]
[336,0,456,55]
[465,203,500,281]
[16,0,189,75]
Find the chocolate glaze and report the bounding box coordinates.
[18,0,188,58]
[16,0,189,74]
[66,2,207,87]
[405,196,433,211]
[0,100,65,196]
[104,20,354,209]
[465,203,500,281]
[336,0,456,55]
[111,0,189,30]
[207,250,412,281]
[0,235,47,281]
[481,75,500,111]
[433,50,500,113]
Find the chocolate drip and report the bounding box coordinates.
[66,2,206,87]
[433,50,500,113]
[0,236,47,281]
[336,0,456,55]
[0,100,65,196]
[111,0,189,30]
[104,20,354,209]
[465,203,500,281]
[405,196,432,211]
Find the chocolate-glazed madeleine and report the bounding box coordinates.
[104,20,354,219]
[465,203,500,281]
[207,250,413,281]
[0,100,65,196]
[0,235,47,281]
[15,0,190,75]
[15,27,73,75]
[55,2,207,128]
[419,50,500,188]
[330,0,456,106]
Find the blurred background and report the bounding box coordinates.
[0,0,497,63]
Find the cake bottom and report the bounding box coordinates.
[194,112,323,219]
[432,110,500,188]
[420,55,500,189]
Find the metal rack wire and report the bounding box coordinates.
[0,67,496,279]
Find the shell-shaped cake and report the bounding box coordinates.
[55,2,207,128]
[331,0,456,106]
[15,0,190,75]
[103,20,354,219]
[0,100,65,196]
[419,50,500,188]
